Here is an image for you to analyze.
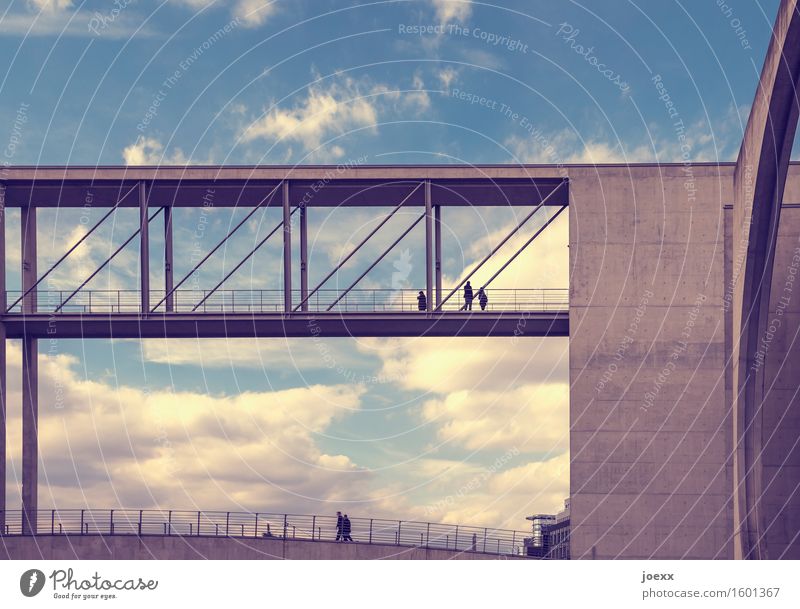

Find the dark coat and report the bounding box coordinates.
[342,517,352,534]
[417,293,427,310]
[464,285,474,301]
[336,515,343,532]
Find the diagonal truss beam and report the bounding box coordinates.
[480,204,567,291]
[326,213,426,311]
[150,182,283,313]
[438,179,567,310]
[293,182,423,312]
[54,207,164,313]
[7,184,139,312]
[191,206,299,312]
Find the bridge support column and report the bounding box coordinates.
[20,202,37,535]
[434,204,442,308]
[164,205,173,312]
[425,180,432,311]
[300,204,308,312]
[283,181,292,312]
[21,336,37,535]
[0,182,6,535]
[139,181,149,315]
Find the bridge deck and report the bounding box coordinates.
[2,288,568,338]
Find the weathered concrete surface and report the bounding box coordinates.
[0,535,522,560]
[730,0,800,560]
[569,164,734,559]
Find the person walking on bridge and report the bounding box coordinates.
[342,514,353,542]
[417,290,427,311]
[335,511,344,541]
[477,287,488,311]
[463,281,474,310]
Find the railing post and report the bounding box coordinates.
[311,515,315,540]
[283,514,287,539]
[138,510,142,536]
[483,528,487,553]
[50,510,54,534]
[369,519,373,544]
[426,522,430,548]
[168,510,172,536]
[226,512,230,536]
[198,511,202,536]
[110,509,114,535]
[454,525,458,550]
[80,509,84,536]
[255,513,259,538]
[397,521,401,545]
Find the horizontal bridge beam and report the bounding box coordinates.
[2,177,568,208]
[0,312,568,339]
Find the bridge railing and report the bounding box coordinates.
[0,509,530,557]
[4,288,568,314]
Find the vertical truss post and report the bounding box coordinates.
[434,204,442,308]
[300,204,308,312]
[21,204,36,314]
[283,181,292,313]
[0,182,5,534]
[21,335,37,535]
[139,181,150,316]
[164,205,174,312]
[425,180,433,311]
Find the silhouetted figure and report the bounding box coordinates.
[335,511,343,541]
[263,523,274,537]
[417,290,427,311]
[463,281,474,310]
[477,288,488,310]
[342,514,353,542]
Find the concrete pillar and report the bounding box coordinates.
[425,180,433,311]
[20,204,36,314]
[434,204,442,309]
[164,206,174,312]
[21,336,37,535]
[283,181,292,312]
[0,182,6,534]
[139,181,149,315]
[300,204,308,312]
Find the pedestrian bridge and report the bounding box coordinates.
[0,509,533,560]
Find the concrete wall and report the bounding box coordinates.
[569,164,734,559]
[0,535,523,560]
[569,164,800,559]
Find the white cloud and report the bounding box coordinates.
[122,136,190,165]
[4,343,370,511]
[233,0,278,27]
[27,0,72,12]
[240,76,380,154]
[176,0,277,28]
[431,0,471,23]
[437,66,459,90]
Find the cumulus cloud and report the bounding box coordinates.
[175,0,277,28]
[122,136,190,165]
[431,0,471,23]
[4,342,370,511]
[27,0,72,12]
[240,76,380,154]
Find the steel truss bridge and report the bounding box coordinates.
[0,166,569,535]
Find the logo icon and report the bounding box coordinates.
[20,569,46,597]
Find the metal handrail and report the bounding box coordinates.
[4,288,568,315]
[0,508,531,557]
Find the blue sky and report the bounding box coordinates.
[0,0,791,530]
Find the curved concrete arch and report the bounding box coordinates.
[732,0,800,560]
